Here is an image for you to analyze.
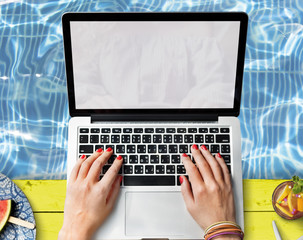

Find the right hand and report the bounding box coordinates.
[180,144,236,230]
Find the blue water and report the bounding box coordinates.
[0,1,302,179]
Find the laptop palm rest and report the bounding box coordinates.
[125,192,186,237]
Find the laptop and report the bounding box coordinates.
[62,12,248,239]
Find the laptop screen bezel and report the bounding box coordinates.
[62,12,248,118]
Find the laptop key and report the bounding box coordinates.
[90,135,99,143]
[166,128,176,133]
[127,145,136,153]
[148,145,157,153]
[105,145,115,152]
[177,128,186,133]
[199,128,208,133]
[156,128,165,133]
[177,175,189,186]
[163,135,172,143]
[135,165,144,174]
[177,165,186,174]
[137,145,146,153]
[145,128,154,133]
[116,145,125,154]
[221,144,230,153]
[205,134,214,143]
[221,155,230,163]
[153,135,162,143]
[188,128,197,133]
[111,135,120,143]
[101,135,110,143]
[156,165,165,174]
[169,145,178,153]
[132,135,141,143]
[145,165,154,174]
[142,135,152,143]
[80,128,89,133]
[79,145,93,153]
[129,155,138,164]
[79,135,88,143]
[124,176,175,186]
[123,128,132,133]
[216,134,230,143]
[210,128,219,133]
[211,144,220,153]
[102,128,111,133]
[174,135,183,143]
[95,145,104,151]
[90,128,100,133]
[171,155,180,163]
[124,165,133,174]
[150,155,159,164]
[195,135,204,143]
[184,135,193,143]
[134,128,143,133]
[120,155,128,164]
[112,128,121,133]
[161,155,170,164]
[179,145,188,153]
[140,155,149,164]
[158,145,167,153]
[220,128,230,133]
[166,165,175,174]
[121,135,130,143]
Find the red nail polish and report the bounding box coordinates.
[97,148,103,152]
[217,153,222,158]
[106,147,112,152]
[182,153,188,157]
[201,145,207,151]
[80,154,86,159]
[179,176,183,184]
[117,155,123,160]
[192,144,198,150]
[120,176,123,183]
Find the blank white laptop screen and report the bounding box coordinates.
[70,21,240,110]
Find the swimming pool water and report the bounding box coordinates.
[0,1,302,179]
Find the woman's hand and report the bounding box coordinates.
[58,148,123,240]
[180,144,236,230]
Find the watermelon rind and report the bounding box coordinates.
[0,200,11,232]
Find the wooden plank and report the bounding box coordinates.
[34,212,303,240]
[14,179,289,212]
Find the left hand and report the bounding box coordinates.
[58,148,123,240]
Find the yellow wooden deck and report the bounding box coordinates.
[13,179,303,240]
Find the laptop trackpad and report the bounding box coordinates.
[125,192,185,236]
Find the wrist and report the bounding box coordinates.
[58,223,94,240]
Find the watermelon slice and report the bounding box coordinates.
[0,200,11,232]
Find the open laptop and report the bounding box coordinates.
[62,12,248,239]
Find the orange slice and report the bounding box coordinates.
[288,191,297,212]
[298,194,303,212]
[275,203,293,217]
[277,184,292,203]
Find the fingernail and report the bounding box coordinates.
[80,154,86,159]
[179,176,183,184]
[106,147,112,152]
[182,153,188,157]
[217,153,222,158]
[117,155,123,160]
[97,148,103,152]
[192,144,198,150]
[201,145,207,151]
[120,176,123,183]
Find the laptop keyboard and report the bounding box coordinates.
[78,126,231,186]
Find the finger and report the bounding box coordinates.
[106,175,122,210]
[87,148,114,181]
[181,153,204,195]
[215,153,232,185]
[69,154,86,182]
[99,155,123,195]
[179,176,194,210]
[191,145,214,185]
[199,145,224,184]
[77,148,104,179]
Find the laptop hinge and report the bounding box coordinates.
[91,114,218,122]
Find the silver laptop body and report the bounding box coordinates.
[63,12,248,240]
